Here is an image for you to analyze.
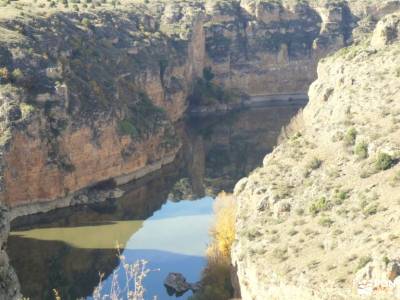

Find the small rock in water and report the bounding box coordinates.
[164,273,191,295]
[164,272,202,296]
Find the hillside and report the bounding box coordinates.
[232,12,400,300]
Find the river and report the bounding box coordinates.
[7,103,304,300]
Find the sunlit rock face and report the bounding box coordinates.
[232,11,400,300]
[0,0,359,213]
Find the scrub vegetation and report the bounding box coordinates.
[190,192,236,300]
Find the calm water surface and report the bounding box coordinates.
[8,104,304,300]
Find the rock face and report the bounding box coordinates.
[232,12,400,300]
[0,0,361,215]
[0,206,20,300]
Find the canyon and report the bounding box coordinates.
[0,0,399,299]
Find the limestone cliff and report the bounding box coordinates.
[0,0,359,215]
[233,11,400,300]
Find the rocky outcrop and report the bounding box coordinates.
[233,12,400,300]
[0,206,20,300]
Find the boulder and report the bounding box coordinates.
[164,273,191,294]
[164,272,202,296]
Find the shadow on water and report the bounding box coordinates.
[8,104,304,300]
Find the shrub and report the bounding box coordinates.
[189,255,232,300]
[93,247,151,300]
[211,192,236,258]
[118,119,139,137]
[334,190,349,205]
[344,127,357,146]
[355,141,368,159]
[375,152,394,171]
[81,18,91,27]
[188,78,240,106]
[0,67,10,82]
[362,203,378,216]
[191,192,236,300]
[11,68,24,82]
[19,103,35,117]
[357,256,372,270]
[304,157,323,177]
[309,197,331,216]
[203,67,215,82]
[318,217,334,227]
[308,157,322,170]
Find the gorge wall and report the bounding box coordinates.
[1,0,399,298]
[0,0,357,215]
[232,9,400,300]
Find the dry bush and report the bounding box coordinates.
[210,191,237,258]
[190,192,236,300]
[92,244,155,300]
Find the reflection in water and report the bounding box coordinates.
[91,198,213,300]
[8,104,303,300]
[186,105,303,193]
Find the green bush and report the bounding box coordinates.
[118,119,138,137]
[334,190,349,205]
[11,68,24,81]
[188,78,239,107]
[344,127,357,146]
[375,152,394,171]
[355,141,368,159]
[309,197,331,216]
[81,18,91,27]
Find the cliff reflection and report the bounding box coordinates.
[8,164,181,300]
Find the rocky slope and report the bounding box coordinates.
[0,0,359,216]
[232,12,400,300]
